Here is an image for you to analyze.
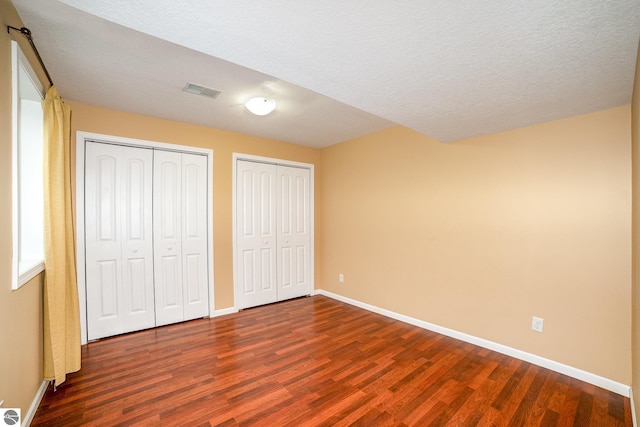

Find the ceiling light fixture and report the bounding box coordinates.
[245,97,276,116]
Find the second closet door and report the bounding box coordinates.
[236,160,311,310]
[154,150,209,326]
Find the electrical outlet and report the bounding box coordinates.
[531,316,544,333]
[339,273,344,283]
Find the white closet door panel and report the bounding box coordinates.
[277,166,311,301]
[126,258,149,312]
[85,142,155,340]
[181,153,209,320]
[296,245,307,284]
[85,145,123,340]
[236,160,277,309]
[121,154,155,333]
[154,150,184,326]
[96,260,118,317]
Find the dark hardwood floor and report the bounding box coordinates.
[32,295,632,426]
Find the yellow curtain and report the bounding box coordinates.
[42,85,81,386]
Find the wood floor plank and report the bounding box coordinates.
[31,296,632,426]
[479,363,539,426]
[507,368,548,426]
[522,371,559,427]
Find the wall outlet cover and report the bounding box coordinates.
[532,316,544,333]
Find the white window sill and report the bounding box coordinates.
[15,259,45,289]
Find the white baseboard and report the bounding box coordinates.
[211,307,238,317]
[23,380,49,427]
[313,289,631,397]
[631,388,637,427]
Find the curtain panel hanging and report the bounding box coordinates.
[42,85,81,386]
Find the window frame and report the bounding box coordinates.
[11,40,46,290]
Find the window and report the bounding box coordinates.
[11,40,45,289]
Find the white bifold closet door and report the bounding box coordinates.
[276,165,311,301]
[236,160,310,309]
[236,161,278,309]
[153,150,209,326]
[85,142,209,340]
[85,142,155,340]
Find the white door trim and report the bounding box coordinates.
[76,131,215,344]
[232,153,315,310]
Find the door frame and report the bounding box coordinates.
[76,131,215,344]
[232,153,315,310]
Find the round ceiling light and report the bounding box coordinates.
[245,97,276,116]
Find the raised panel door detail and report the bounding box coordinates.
[96,156,116,242]
[242,171,254,237]
[295,175,307,234]
[260,172,273,236]
[162,255,180,307]
[243,250,255,294]
[160,161,179,240]
[280,247,291,289]
[183,164,200,239]
[280,174,291,236]
[261,248,274,291]
[97,260,118,318]
[125,159,145,241]
[127,257,147,313]
[296,245,306,284]
[185,254,201,303]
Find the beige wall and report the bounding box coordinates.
[321,107,632,384]
[67,102,322,309]
[631,38,640,419]
[0,0,46,415]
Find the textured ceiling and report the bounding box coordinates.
[11,0,640,147]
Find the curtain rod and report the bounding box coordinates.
[7,25,54,88]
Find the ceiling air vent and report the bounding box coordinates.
[183,82,221,99]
